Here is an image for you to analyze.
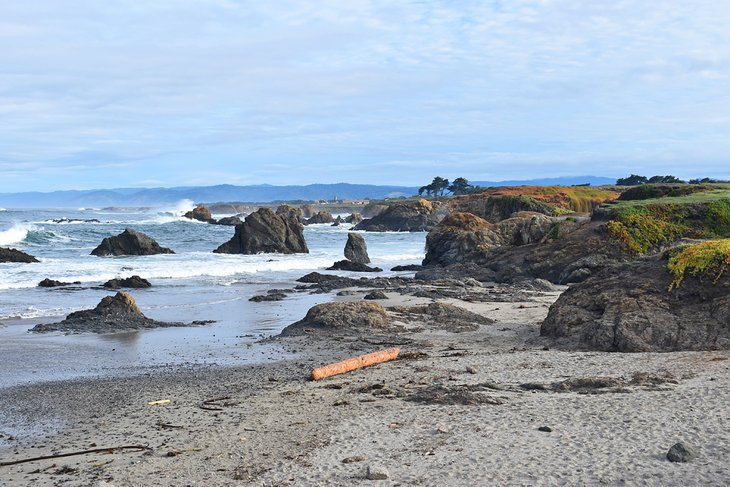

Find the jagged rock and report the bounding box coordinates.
[103,275,151,289]
[280,301,393,336]
[364,291,388,300]
[390,302,494,333]
[305,211,335,225]
[0,247,39,263]
[184,204,214,223]
[354,199,442,232]
[449,194,559,222]
[344,233,370,264]
[31,292,193,333]
[213,216,243,226]
[39,278,80,287]
[91,228,175,256]
[423,212,557,266]
[327,260,382,272]
[275,205,304,223]
[541,255,730,351]
[345,213,363,224]
[213,208,308,255]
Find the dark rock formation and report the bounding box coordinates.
[305,211,335,225]
[280,301,393,336]
[667,442,696,463]
[390,302,494,333]
[419,221,626,285]
[184,205,214,223]
[391,264,423,272]
[423,211,557,266]
[344,232,370,264]
[354,199,442,232]
[296,272,343,284]
[541,256,730,351]
[39,278,80,287]
[249,292,287,302]
[345,213,363,225]
[364,290,388,300]
[31,291,195,333]
[91,228,175,256]
[213,208,308,255]
[0,247,39,263]
[213,216,243,226]
[449,194,559,222]
[327,260,382,272]
[103,275,151,289]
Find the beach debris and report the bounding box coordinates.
[311,348,401,380]
[342,455,367,464]
[398,351,429,360]
[538,426,553,432]
[0,446,149,467]
[147,399,171,406]
[520,372,678,394]
[200,396,236,411]
[166,448,202,458]
[333,398,351,406]
[466,366,478,374]
[667,442,696,463]
[366,465,390,480]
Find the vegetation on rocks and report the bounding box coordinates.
[667,239,730,290]
[606,205,689,254]
[471,186,618,214]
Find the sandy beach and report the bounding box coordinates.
[1,285,728,487]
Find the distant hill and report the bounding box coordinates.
[0,176,616,207]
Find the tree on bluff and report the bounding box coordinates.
[418,176,450,196]
[448,177,472,195]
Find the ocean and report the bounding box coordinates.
[0,202,425,387]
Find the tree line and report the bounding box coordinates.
[418,177,474,196]
[616,174,727,185]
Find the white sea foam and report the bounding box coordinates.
[0,223,35,246]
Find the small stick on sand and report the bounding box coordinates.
[311,348,401,381]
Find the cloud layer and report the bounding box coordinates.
[1,0,729,190]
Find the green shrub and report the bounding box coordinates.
[667,239,730,289]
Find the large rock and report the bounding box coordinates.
[344,233,370,264]
[305,211,335,225]
[541,255,730,352]
[213,216,243,226]
[420,220,626,284]
[1,247,39,263]
[280,301,393,336]
[345,213,363,225]
[423,212,556,266]
[91,228,175,256]
[39,278,80,287]
[31,291,191,333]
[183,204,214,223]
[354,199,442,232]
[449,194,558,222]
[327,260,382,272]
[213,208,308,254]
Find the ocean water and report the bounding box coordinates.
[0,202,425,387]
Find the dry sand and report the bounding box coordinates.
[1,286,728,486]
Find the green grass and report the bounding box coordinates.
[602,188,730,210]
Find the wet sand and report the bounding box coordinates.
[1,288,729,486]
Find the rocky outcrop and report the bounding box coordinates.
[0,247,39,263]
[275,205,304,223]
[213,208,308,254]
[327,260,382,272]
[390,302,495,333]
[344,233,370,264]
[305,211,335,225]
[91,228,175,256]
[541,256,730,351]
[449,194,558,222]
[280,301,393,336]
[184,205,214,223]
[31,292,195,333]
[103,275,152,289]
[423,212,556,266]
[419,220,624,284]
[39,278,80,287]
[354,199,442,232]
[345,213,363,225]
[213,216,243,226]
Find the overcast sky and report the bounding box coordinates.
[1,0,729,191]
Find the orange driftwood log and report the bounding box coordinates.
[311,347,401,381]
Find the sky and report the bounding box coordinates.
[1,0,729,192]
